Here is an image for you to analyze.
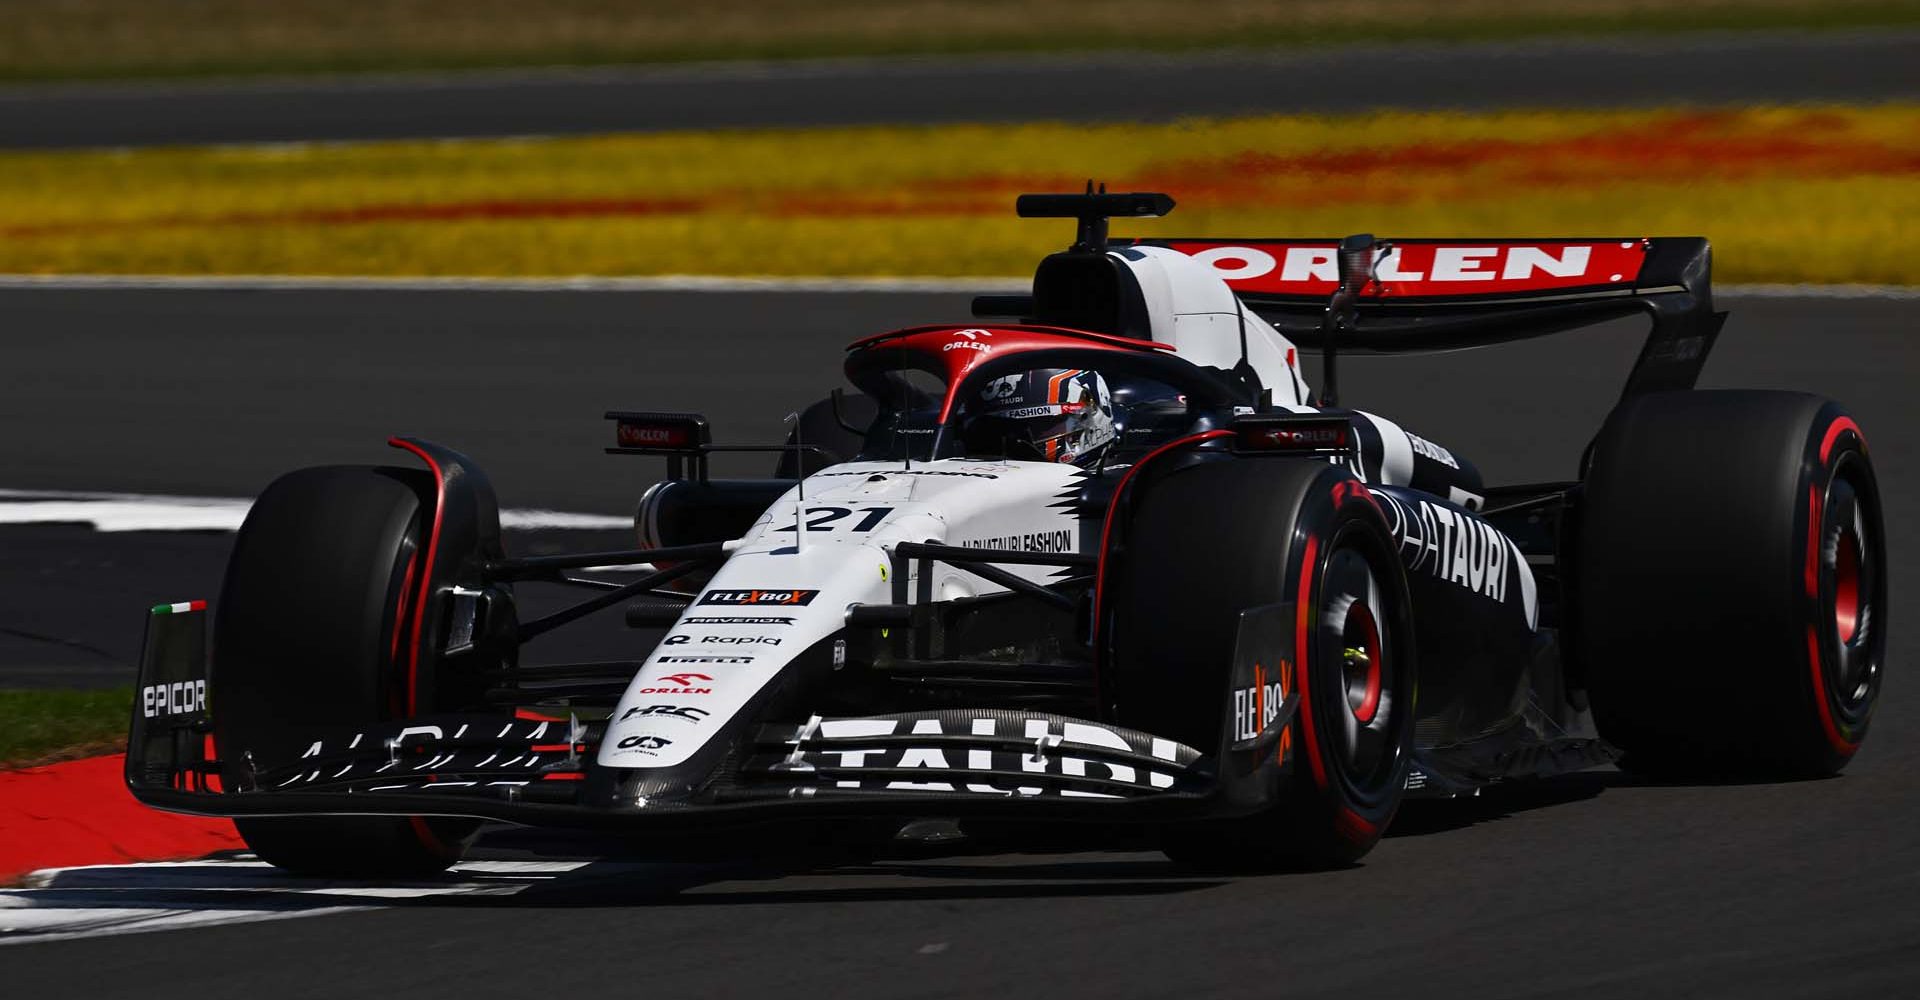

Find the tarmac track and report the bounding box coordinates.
[1,287,1916,997]
[0,30,1916,149]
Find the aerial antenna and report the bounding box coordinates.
[1320,234,1389,409]
[784,411,806,553]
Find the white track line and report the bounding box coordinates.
[0,273,1908,298]
[0,488,628,532]
[0,858,598,944]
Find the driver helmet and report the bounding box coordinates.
[964,368,1117,465]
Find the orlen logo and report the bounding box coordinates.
[636,672,713,694]
[1166,241,1647,296]
[1267,427,1346,447]
[943,328,994,353]
[616,422,690,448]
[698,589,819,606]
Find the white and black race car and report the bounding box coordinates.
[129,192,1887,875]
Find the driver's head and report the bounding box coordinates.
[961,368,1117,465]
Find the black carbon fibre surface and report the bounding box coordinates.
[1,288,1916,996]
[0,30,1915,149]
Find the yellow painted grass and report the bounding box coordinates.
[0,105,1915,283]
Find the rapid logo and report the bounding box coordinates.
[698,589,819,607]
[142,679,207,718]
[620,704,710,723]
[665,634,781,646]
[637,672,714,694]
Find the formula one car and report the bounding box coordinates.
[128,191,1887,876]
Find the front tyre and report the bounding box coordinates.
[1106,458,1415,870]
[215,465,477,877]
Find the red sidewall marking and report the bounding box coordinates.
[1294,534,1328,790]
[389,549,419,662]
[1806,624,1857,755]
[1819,416,1862,462]
[387,438,447,717]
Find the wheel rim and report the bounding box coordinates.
[1820,469,1881,718]
[1318,542,1400,790]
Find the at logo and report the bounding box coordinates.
[616,735,672,751]
[981,374,1021,401]
[698,589,818,607]
[620,704,710,723]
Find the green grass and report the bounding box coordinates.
[0,688,131,768]
[0,0,1915,84]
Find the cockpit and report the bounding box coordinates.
[842,324,1247,469]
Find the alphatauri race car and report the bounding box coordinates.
[128,192,1887,875]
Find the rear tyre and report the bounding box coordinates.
[215,465,477,878]
[1574,390,1885,778]
[1106,459,1415,870]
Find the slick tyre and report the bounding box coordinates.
[1574,391,1885,778]
[1105,457,1415,870]
[214,466,476,878]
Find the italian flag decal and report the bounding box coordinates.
[149,600,207,615]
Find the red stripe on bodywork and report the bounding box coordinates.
[387,438,446,717]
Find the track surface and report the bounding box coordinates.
[1,30,1916,149]
[2,288,1916,996]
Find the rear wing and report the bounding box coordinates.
[1122,236,1723,399]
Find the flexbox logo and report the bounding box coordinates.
[697,589,819,607]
